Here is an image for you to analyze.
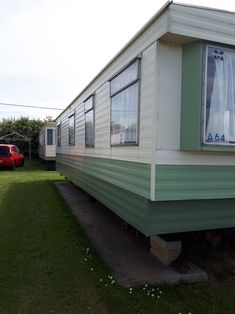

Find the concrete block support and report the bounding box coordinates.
[150,235,182,266]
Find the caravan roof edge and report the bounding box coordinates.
[56,0,235,120]
[56,0,173,120]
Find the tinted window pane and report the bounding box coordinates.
[84,96,93,112]
[111,60,139,96]
[85,109,94,147]
[57,124,61,147]
[13,146,18,152]
[69,115,75,145]
[47,129,53,145]
[0,146,9,156]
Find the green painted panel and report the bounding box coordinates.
[56,159,149,234]
[202,145,235,153]
[180,42,203,151]
[57,154,150,198]
[148,198,235,235]
[156,165,235,201]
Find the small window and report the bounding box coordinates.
[84,96,94,147]
[57,124,61,147]
[68,114,75,146]
[204,45,235,146]
[47,129,53,145]
[110,59,140,145]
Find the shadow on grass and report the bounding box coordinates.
[19,158,48,172]
[0,178,109,313]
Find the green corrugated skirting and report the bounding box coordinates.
[156,165,235,201]
[56,156,149,234]
[148,199,235,235]
[57,155,235,235]
[57,154,150,198]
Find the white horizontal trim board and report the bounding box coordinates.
[156,150,235,166]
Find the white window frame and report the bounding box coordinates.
[203,44,235,147]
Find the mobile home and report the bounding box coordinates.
[56,1,235,236]
[39,122,56,170]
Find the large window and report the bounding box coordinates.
[84,96,94,147]
[204,45,235,145]
[57,124,61,147]
[110,59,140,145]
[47,129,53,145]
[68,114,75,146]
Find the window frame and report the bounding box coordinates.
[203,43,235,147]
[110,58,141,147]
[68,113,75,146]
[84,95,95,148]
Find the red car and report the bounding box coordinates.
[0,144,24,169]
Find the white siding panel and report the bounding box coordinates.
[169,4,235,45]
[75,104,85,149]
[156,42,182,151]
[60,118,68,152]
[139,43,156,152]
[95,83,110,151]
[57,42,158,163]
[45,146,56,158]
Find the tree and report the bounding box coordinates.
[0,117,45,157]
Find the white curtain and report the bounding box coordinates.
[206,49,235,143]
[111,83,138,145]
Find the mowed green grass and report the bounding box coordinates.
[0,160,234,314]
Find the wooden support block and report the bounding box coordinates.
[150,235,182,266]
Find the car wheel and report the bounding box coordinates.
[11,162,16,170]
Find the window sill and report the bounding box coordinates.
[111,143,139,147]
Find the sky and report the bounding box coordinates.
[0,0,235,121]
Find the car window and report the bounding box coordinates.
[13,146,19,152]
[0,146,10,157]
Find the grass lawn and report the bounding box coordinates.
[0,160,234,314]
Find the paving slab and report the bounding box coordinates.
[55,181,208,287]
